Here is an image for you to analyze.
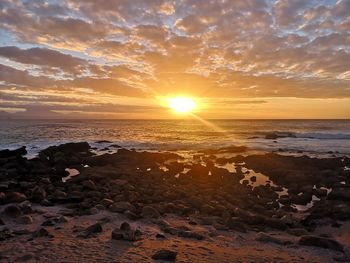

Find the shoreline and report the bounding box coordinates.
[0,142,349,262]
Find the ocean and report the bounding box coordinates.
[0,119,349,157]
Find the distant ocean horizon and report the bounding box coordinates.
[1,119,349,157]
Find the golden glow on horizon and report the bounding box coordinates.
[166,97,197,113]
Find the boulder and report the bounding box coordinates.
[255,232,286,245]
[264,218,287,230]
[40,142,90,159]
[100,198,114,207]
[32,186,47,202]
[79,223,103,238]
[291,193,312,205]
[32,228,53,238]
[124,210,139,220]
[152,249,177,261]
[287,228,309,236]
[328,188,350,201]
[109,202,135,213]
[299,235,344,252]
[82,180,96,190]
[41,219,55,226]
[57,216,68,223]
[54,190,67,199]
[2,205,22,218]
[226,217,248,233]
[17,215,33,225]
[111,222,142,241]
[141,206,160,218]
[0,228,14,241]
[178,230,205,240]
[0,146,27,158]
[5,192,27,203]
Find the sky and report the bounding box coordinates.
[0,0,349,119]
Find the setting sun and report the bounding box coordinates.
[167,97,197,113]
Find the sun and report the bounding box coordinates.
[166,97,197,113]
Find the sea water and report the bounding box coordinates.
[0,119,349,157]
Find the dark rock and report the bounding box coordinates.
[17,215,33,225]
[96,140,112,144]
[0,228,14,240]
[17,254,34,261]
[226,217,248,233]
[100,198,114,207]
[328,188,350,201]
[124,210,139,220]
[57,216,68,223]
[141,206,160,218]
[82,180,96,190]
[200,146,246,154]
[120,222,131,231]
[299,235,344,252]
[40,199,53,206]
[333,255,350,262]
[156,233,166,239]
[109,144,122,148]
[152,249,177,261]
[50,196,84,204]
[40,142,90,159]
[287,228,309,236]
[264,218,287,231]
[18,200,32,214]
[32,228,53,238]
[109,202,135,213]
[2,205,22,218]
[178,230,205,240]
[291,193,312,205]
[163,227,178,235]
[79,223,103,238]
[5,192,27,203]
[41,219,55,226]
[13,229,31,235]
[111,222,142,241]
[32,186,47,202]
[54,190,67,199]
[19,181,35,189]
[0,146,27,158]
[255,232,286,245]
[265,132,296,140]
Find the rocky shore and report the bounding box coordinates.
[0,142,349,262]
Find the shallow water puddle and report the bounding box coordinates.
[240,169,277,188]
[218,163,236,173]
[293,195,321,212]
[215,162,279,188]
[62,168,80,182]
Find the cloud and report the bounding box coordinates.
[0,0,349,117]
[0,64,54,88]
[0,46,88,75]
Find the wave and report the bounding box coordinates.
[296,132,350,140]
[259,131,350,140]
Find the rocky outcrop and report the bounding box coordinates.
[298,235,344,252]
[152,249,177,260]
